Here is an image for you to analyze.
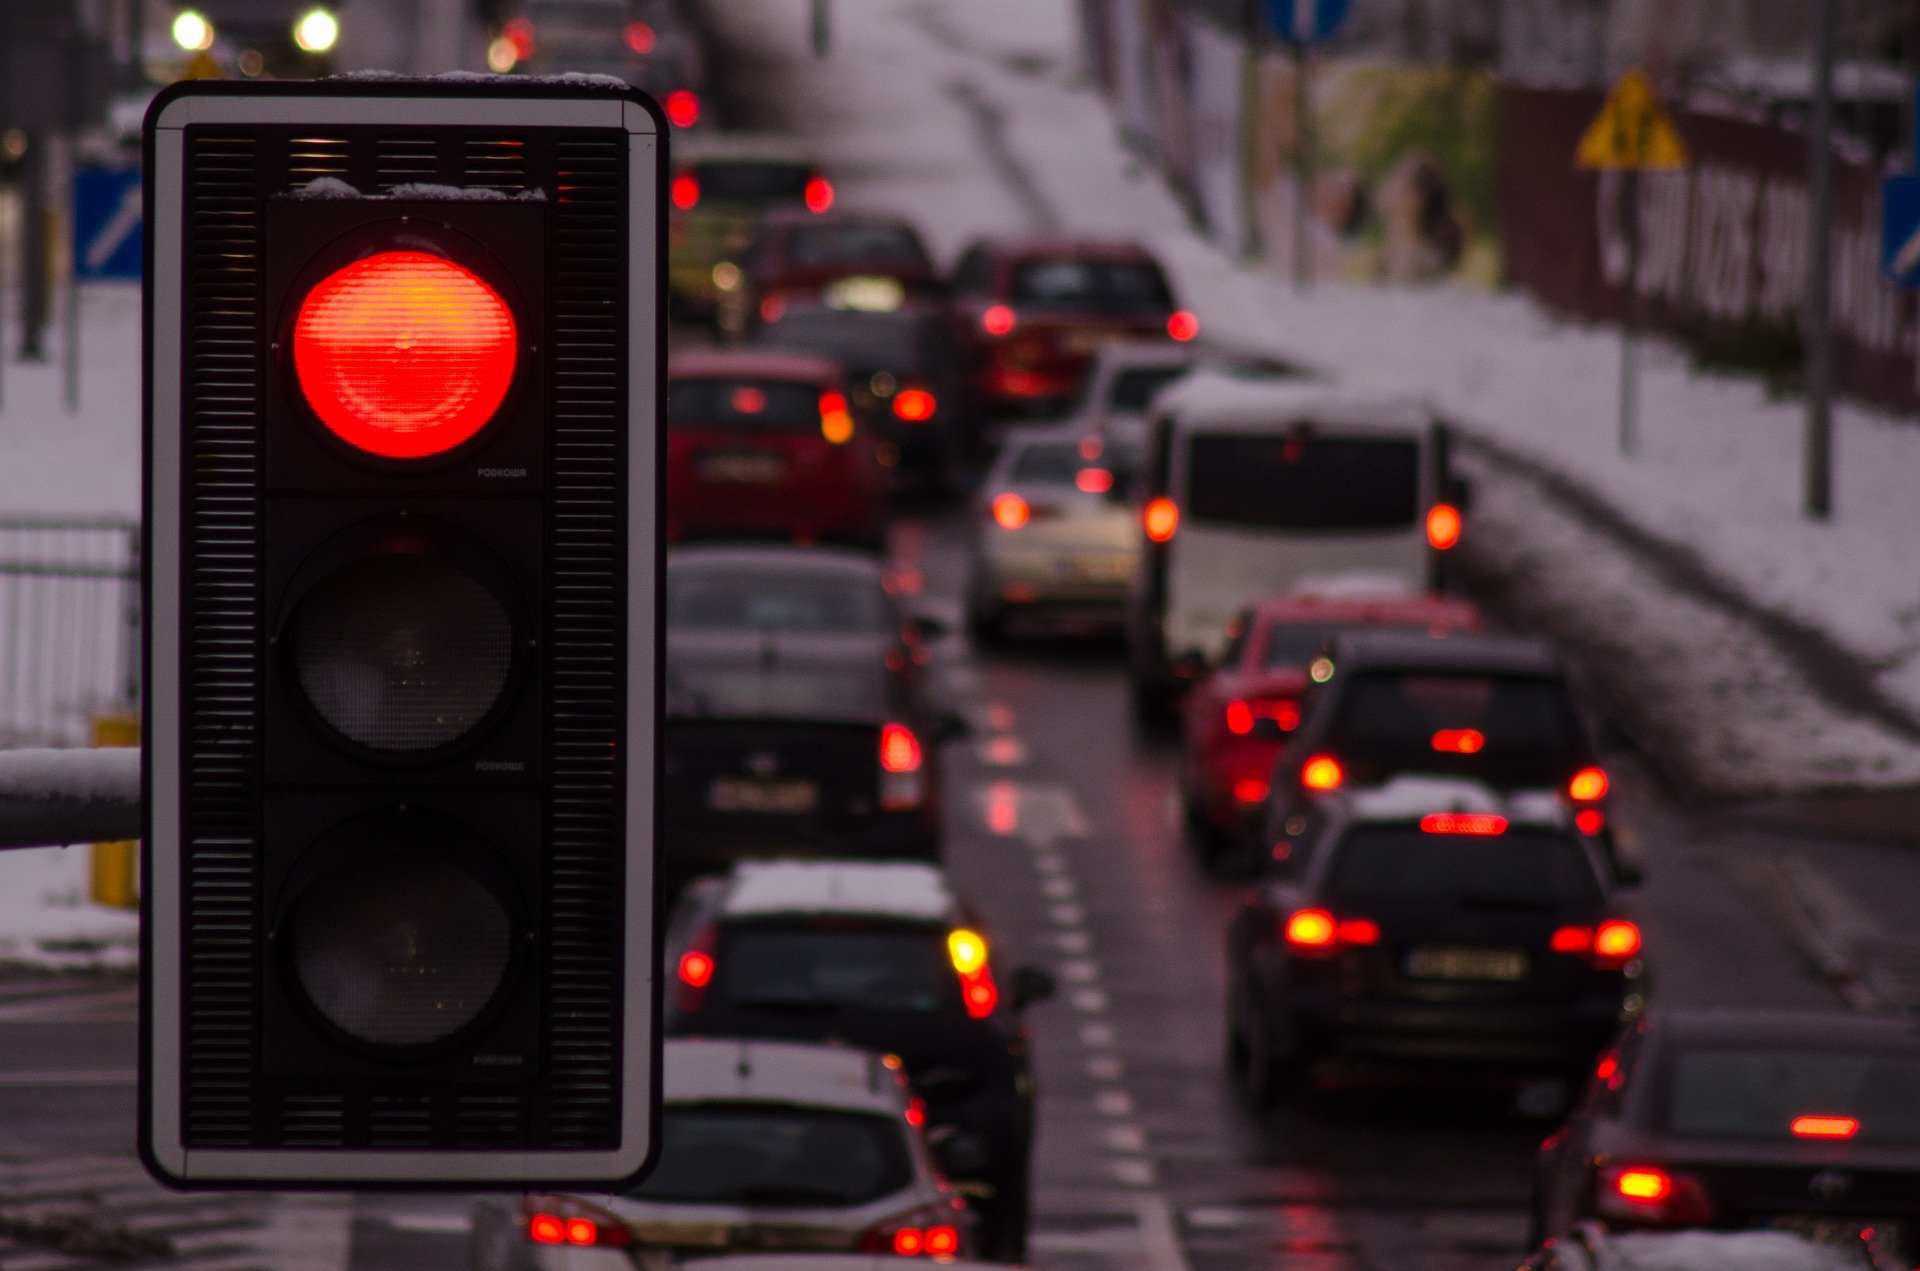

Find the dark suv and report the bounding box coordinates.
[1226,777,1645,1103]
[663,860,1056,1261]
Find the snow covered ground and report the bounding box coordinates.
[0,843,139,971]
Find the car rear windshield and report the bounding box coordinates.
[630,1103,913,1206]
[1009,439,1139,489]
[1107,365,1191,412]
[1010,259,1173,310]
[787,224,930,269]
[691,160,814,205]
[668,379,821,432]
[754,311,939,372]
[668,567,890,635]
[715,924,962,1015]
[1262,621,1458,669]
[1666,1048,1920,1145]
[1325,827,1603,911]
[1326,671,1584,756]
[1185,433,1420,531]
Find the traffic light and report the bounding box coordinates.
[141,79,665,1188]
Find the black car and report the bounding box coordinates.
[663,859,1056,1260]
[1262,631,1621,865]
[663,545,957,892]
[752,298,972,489]
[1533,1008,1920,1266]
[1226,776,1645,1104]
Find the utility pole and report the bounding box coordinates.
[1804,0,1836,520]
[1291,45,1313,290]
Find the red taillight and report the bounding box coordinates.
[1075,466,1114,493]
[1568,767,1610,802]
[880,722,923,774]
[1575,807,1607,836]
[960,966,998,1018]
[527,1207,632,1248]
[1224,700,1255,736]
[664,89,701,128]
[759,295,786,323]
[1167,310,1200,341]
[1143,496,1179,543]
[1419,812,1507,835]
[893,388,937,421]
[503,15,535,58]
[991,493,1030,530]
[673,927,717,1012]
[671,172,700,210]
[981,304,1016,336]
[731,385,766,414]
[1599,1165,1713,1226]
[624,19,656,52]
[820,391,854,444]
[1593,918,1642,961]
[677,949,714,989]
[292,251,516,460]
[528,1214,565,1244]
[1430,727,1484,754]
[1285,909,1378,955]
[1791,1114,1859,1139]
[1615,1168,1671,1202]
[1300,755,1344,791]
[1426,502,1462,550]
[1232,776,1268,804]
[905,1095,926,1128]
[924,1226,962,1258]
[1550,925,1592,953]
[1226,697,1300,736]
[804,176,835,213]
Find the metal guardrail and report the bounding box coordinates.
[0,515,140,748]
[0,747,139,848]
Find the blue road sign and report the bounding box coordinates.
[1263,0,1352,45]
[72,168,143,281]
[1881,174,1920,288]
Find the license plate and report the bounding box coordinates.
[1062,328,1122,354]
[709,777,819,814]
[1073,555,1132,582]
[1406,947,1527,981]
[699,451,786,484]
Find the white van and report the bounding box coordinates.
[1124,372,1462,722]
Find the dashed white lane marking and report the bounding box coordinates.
[1055,929,1092,954]
[1080,1020,1116,1048]
[1071,988,1109,1013]
[1060,958,1101,984]
[1048,903,1084,926]
[1185,1207,1258,1230]
[383,1212,472,1234]
[1136,1193,1195,1271]
[1112,1157,1158,1187]
[1104,1123,1147,1153]
[977,735,1027,767]
[1086,1053,1124,1082]
[1041,876,1077,900]
[1095,1088,1135,1117]
[1032,852,1069,876]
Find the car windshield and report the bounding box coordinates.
[1666,1048,1920,1145]
[1010,258,1172,310]
[667,378,821,431]
[691,160,814,205]
[787,224,929,269]
[1326,671,1584,757]
[628,1103,913,1206]
[1106,365,1191,412]
[1008,439,1139,489]
[715,924,961,1014]
[668,566,890,634]
[1185,432,1421,531]
[1325,827,1603,910]
[754,311,932,371]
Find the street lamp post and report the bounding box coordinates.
[1804,0,1836,520]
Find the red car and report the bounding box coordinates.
[1179,592,1483,856]
[727,209,942,336]
[948,238,1194,417]
[667,349,886,550]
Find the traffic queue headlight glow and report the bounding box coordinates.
[293,8,339,53]
[173,9,215,51]
[292,251,518,460]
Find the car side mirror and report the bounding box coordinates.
[1009,966,1056,1011]
[912,614,949,640]
[932,711,971,744]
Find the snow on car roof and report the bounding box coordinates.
[662,1037,906,1114]
[1154,366,1429,436]
[722,860,959,922]
[1344,776,1566,829]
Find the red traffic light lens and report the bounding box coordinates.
[293,251,517,460]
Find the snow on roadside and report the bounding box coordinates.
[0,280,142,519]
[0,844,139,972]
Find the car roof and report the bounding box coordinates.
[663,1037,906,1114]
[1649,1007,1920,1051]
[1250,593,1483,628]
[1154,366,1429,435]
[1327,630,1564,677]
[765,299,945,326]
[1336,775,1570,830]
[676,133,816,164]
[968,236,1159,263]
[670,348,842,384]
[719,860,961,924]
[667,543,887,580]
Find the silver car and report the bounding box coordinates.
[1068,341,1299,448]
[965,428,1140,641]
[469,1038,972,1270]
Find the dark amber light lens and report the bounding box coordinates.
[293,250,517,459]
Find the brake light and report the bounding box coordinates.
[1593,918,1642,960]
[1568,767,1610,802]
[671,172,700,210]
[503,15,535,58]
[820,391,854,444]
[624,19,656,52]
[1551,926,1591,953]
[1225,700,1255,735]
[804,176,835,213]
[872,1224,963,1257]
[1430,727,1484,754]
[981,304,1016,336]
[924,1226,962,1258]
[893,388,937,421]
[1426,502,1462,550]
[526,1202,633,1248]
[528,1214,564,1244]
[880,722,923,773]
[1075,466,1114,493]
[1167,310,1200,341]
[664,89,701,129]
[991,493,1030,530]
[677,949,714,989]
[292,251,517,460]
[1599,1165,1713,1225]
[1791,1114,1859,1139]
[759,295,786,323]
[731,385,766,414]
[1300,755,1344,791]
[905,1095,926,1128]
[1419,812,1507,835]
[1143,496,1179,542]
[946,927,988,975]
[1575,807,1606,836]
[880,722,926,811]
[1232,777,1268,804]
[1285,909,1379,956]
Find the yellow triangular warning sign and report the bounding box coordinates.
[1576,70,1688,171]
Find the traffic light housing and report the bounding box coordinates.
[142,79,664,1188]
